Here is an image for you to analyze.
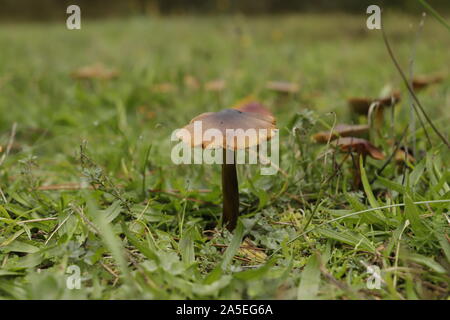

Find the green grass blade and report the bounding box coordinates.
[179,228,195,265]
[86,198,131,282]
[316,228,376,253]
[234,258,276,281]
[297,253,321,300]
[404,194,427,237]
[417,0,450,32]
[122,222,159,262]
[221,221,245,271]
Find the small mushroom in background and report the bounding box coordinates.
[204,79,226,92]
[176,102,276,231]
[333,137,385,160]
[71,63,119,80]
[332,137,385,188]
[412,74,444,92]
[184,75,200,90]
[348,90,401,131]
[348,90,401,116]
[265,81,299,94]
[312,124,369,143]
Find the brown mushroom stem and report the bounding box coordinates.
[222,149,239,231]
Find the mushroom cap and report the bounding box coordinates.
[234,101,275,120]
[412,74,444,91]
[348,91,401,115]
[71,63,118,80]
[333,137,385,160]
[176,103,276,150]
[313,124,369,143]
[204,79,226,92]
[266,81,299,93]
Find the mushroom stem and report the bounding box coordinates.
[222,148,239,231]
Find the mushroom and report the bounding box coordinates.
[412,74,444,92]
[265,81,299,94]
[332,137,385,188]
[71,63,118,80]
[176,102,276,231]
[184,75,200,90]
[348,91,401,116]
[312,124,369,143]
[204,79,226,92]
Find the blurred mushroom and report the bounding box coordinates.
[204,79,226,92]
[313,124,369,143]
[333,137,385,160]
[332,137,385,188]
[71,63,118,80]
[266,81,299,94]
[184,75,200,90]
[412,74,444,92]
[176,103,276,231]
[348,90,401,116]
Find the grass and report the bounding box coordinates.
[0,13,449,299]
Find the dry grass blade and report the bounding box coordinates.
[237,238,267,264]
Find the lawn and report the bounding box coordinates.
[0,13,449,299]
